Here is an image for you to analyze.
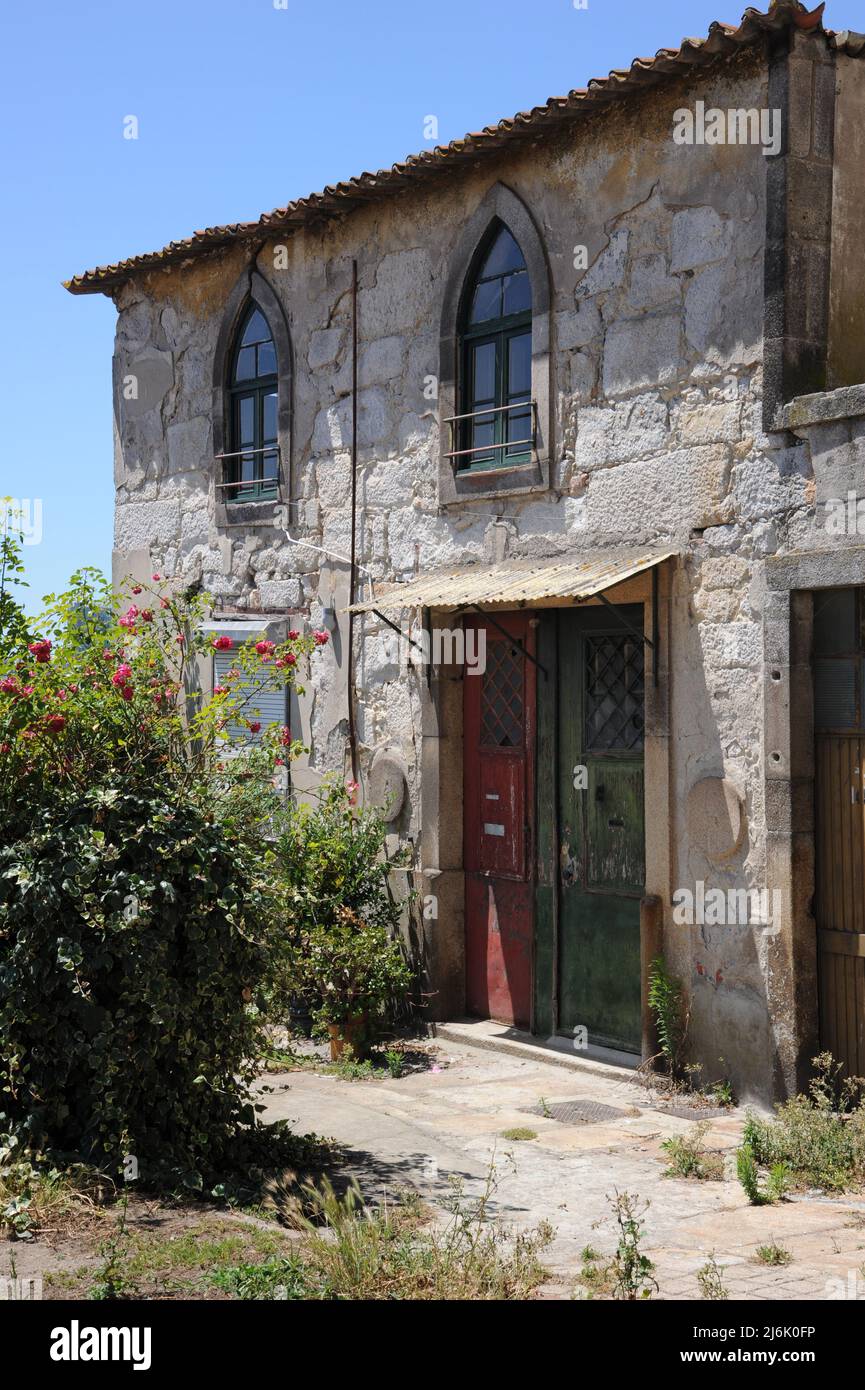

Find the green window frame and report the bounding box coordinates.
[458,222,533,472]
[227,303,279,502]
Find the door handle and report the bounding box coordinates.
[595,783,605,803]
[608,816,625,828]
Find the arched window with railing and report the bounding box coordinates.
[226,302,279,502]
[456,221,533,473]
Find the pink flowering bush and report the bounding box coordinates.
[0,558,327,1185]
[0,566,313,837]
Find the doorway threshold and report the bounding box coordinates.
[433,1018,642,1084]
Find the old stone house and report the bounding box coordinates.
[68,2,865,1104]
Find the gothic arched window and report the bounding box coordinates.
[458,222,533,471]
[227,303,279,501]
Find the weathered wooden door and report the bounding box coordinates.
[814,588,865,1076]
[464,613,535,1027]
[556,607,645,1052]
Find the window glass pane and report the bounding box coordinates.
[472,341,496,404]
[263,392,278,443]
[472,419,495,453]
[257,340,277,377]
[241,308,270,346]
[470,278,501,324]
[503,269,531,316]
[506,407,531,447]
[235,346,256,381]
[585,635,645,751]
[481,227,525,279]
[507,332,531,397]
[239,451,255,484]
[262,449,279,483]
[238,396,255,446]
[813,589,857,656]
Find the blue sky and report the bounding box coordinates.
[1,0,784,610]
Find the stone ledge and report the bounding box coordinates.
[432,1017,642,1083]
[776,382,865,431]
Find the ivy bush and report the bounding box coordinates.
[0,788,270,1184]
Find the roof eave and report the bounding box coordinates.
[64,3,832,298]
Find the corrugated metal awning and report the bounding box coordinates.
[348,545,677,614]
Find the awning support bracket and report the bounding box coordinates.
[590,589,656,651]
[458,603,548,678]
[371,608,426,655]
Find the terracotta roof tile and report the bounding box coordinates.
[64,4,837,296]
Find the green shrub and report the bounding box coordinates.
[300,910,413,1032]
[754,1240,791,1267]
[647,957,686,1076]
[210,1255,315,1300]
[609,1190,658,1300]
[697,1253,729,1300]
[661,1122,724,1180]
[0,555,325,1188]
[741,1054,865,1192]
[736,1140,789,1205]
[0,785,274,1185]
[272,780,413,1033]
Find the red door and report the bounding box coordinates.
[463,613,535,1027]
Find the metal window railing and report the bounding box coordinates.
[214,446,281,501]
[443,401,536,470]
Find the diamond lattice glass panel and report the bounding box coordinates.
[480,641,524,748]
[585,635,644,751]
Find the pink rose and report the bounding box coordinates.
[313,629,329,646]
[213,635,233,651]
[27,639,52,663]
[288,629,300,640]
[45,714,66,733]
[247,720,261,734]
[255,640,275,657]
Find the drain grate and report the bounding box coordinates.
[527,1099,628,1126]
[655,1103,714,1122]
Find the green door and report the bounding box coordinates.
[555,608,645,1052]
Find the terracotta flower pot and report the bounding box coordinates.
[328,1013,368,1061]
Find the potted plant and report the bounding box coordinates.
[303,908,412,1059]
[273,778,413,1054]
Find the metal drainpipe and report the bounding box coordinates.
[347,259,359,782]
